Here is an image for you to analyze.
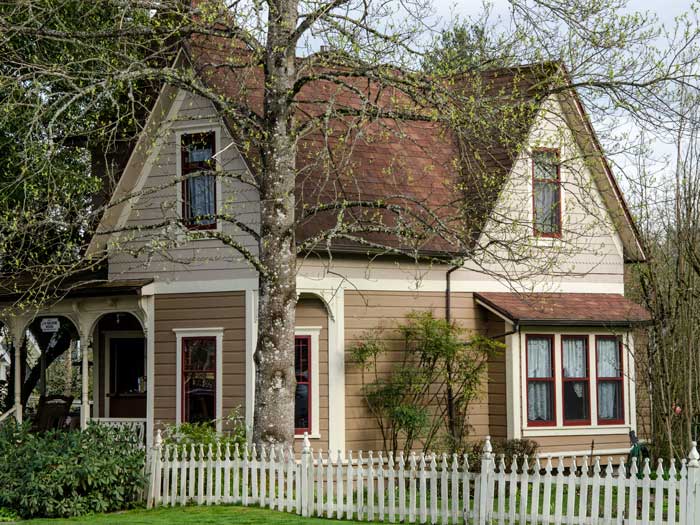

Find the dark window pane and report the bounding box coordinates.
[185,175,216,225]
[110,338,145,394]
[182,133,216,228]
[563,381,589,421]
[533,151,558,180]
[295,383,309,430]
[527,382,553,422]
[598,381,622,421]
[184,338,216,371]
[184,372,215,423]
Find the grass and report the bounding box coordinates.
[14,505,364,525]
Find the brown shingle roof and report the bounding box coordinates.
[474,292,651,326]
[188,37,553,256]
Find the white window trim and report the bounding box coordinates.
[520,329,633,437]
[294,326,321,440]
[175,126,224,235]
[174,327,224,432]
[102,331,145,418]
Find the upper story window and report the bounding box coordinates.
[181,132,217,230]
[532,149,561,237]
[526,335,555,426]
[561,336,590,425]
[294,335,311,434]
[596,336,624,424]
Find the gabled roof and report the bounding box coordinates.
[88,38,646,263]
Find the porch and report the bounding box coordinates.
[0,281,154,445]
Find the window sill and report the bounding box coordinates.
[522,424,630,437]
[295,433,321,440]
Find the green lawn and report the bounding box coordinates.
[15,505,363,525]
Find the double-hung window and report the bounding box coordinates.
[294,335,311,434]
[181,132,217,229]
[182,337,217,424]
[596,336,624,424]
[526,335,555,426]
[561,336,590,425]
[532,149,561,237]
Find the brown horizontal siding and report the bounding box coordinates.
[344,290,499,452]
[153,292,246,427]
[532,433,630,455]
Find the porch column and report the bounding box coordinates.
[78,327,93,429]
[13,340,21,423]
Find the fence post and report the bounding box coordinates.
[147,429,162,509]
[478,436,492,525]
[301,432,311,517]
[686,441,700,525]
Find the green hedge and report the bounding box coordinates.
[0,421,146,518]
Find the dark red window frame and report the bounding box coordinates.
[181,132,217,230]
[294,335,312,435]
[181,336,217,424]
[561,335,591,426]
[526,334,556,427]
[595,335,625,425]
[532,148,562,238]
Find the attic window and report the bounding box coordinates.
[532,149,561,237]
[181,132,217,229]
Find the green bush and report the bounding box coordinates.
[160,408,247,451]
[467,438,540,472]
[0,421,146,518]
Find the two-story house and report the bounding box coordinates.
[0,41,650,457]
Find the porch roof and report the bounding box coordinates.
[0,278,152,301]
[474,292,651,326]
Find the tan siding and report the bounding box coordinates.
[532,433,629,455]
[295,297,329,451]
[153,291,246,425]
[344,290,494,452]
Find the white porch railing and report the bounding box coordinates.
[93,417,146,444]
[147,433,700,524]
[0,406,16,424]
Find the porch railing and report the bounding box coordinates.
[0,406,16,424]
[93,417,146,444]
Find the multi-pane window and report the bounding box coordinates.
[596,336,624,424]
[561,336,590,425]
[182,337,216,424]
[181,132,216,229]
[294,335,311,434]
[533,149,561,236]
[526,335,555,426]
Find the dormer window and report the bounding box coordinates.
[532,149,561,237]
[181,132,217,229]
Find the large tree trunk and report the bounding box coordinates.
[252,0,299,446]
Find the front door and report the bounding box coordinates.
[108,338,146,418]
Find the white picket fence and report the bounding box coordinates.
[147,432,700,525]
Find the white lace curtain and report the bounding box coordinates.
[187,174,215,220]
[563,338,586,397]
[527,338,552,422]
[597,339,621,419]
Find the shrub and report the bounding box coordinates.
[160,407,247,451]
[0,422,146,518]
[467,438,540,472]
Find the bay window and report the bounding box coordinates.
[181,132,217,229]
[596,336,624,424]
[532,149,561,236]
[526,335,555,426]
[561,336,590,425]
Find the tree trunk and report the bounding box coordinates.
[252,0,299,446]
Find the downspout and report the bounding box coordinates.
[445,263,461,446]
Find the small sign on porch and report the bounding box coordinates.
[40,318,60,333]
